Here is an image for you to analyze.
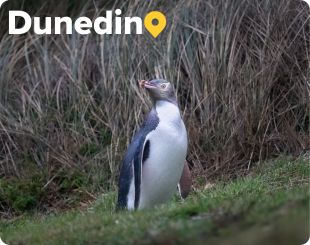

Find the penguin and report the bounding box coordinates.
[117,79,189,210]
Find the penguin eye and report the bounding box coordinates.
[160,84,166,89]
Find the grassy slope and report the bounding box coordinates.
[1,157,309,245]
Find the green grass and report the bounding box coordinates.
[0,0,308,194]
[1,157,309,245]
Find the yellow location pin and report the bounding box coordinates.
[144,11,167,38]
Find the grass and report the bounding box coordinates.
[1,157,309,245]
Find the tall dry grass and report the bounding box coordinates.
[0,0,309,213]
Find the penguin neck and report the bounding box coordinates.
[154,100,181,124]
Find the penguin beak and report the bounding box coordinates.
[144,81,157,89]
[139,80,156,89]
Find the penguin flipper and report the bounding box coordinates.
[178,160,192,199]
[133,138,145,209]
[117,140,144,210]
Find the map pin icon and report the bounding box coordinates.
[144,11,167,38]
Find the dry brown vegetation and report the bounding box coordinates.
[0,0,309,215]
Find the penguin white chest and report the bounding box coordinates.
[139,101,188,209]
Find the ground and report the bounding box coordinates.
[0,157,309,245]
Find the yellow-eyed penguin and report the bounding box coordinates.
[117,79,190,210]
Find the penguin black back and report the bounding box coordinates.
[117,109,159,210]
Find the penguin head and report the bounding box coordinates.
[140,79,177,104]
